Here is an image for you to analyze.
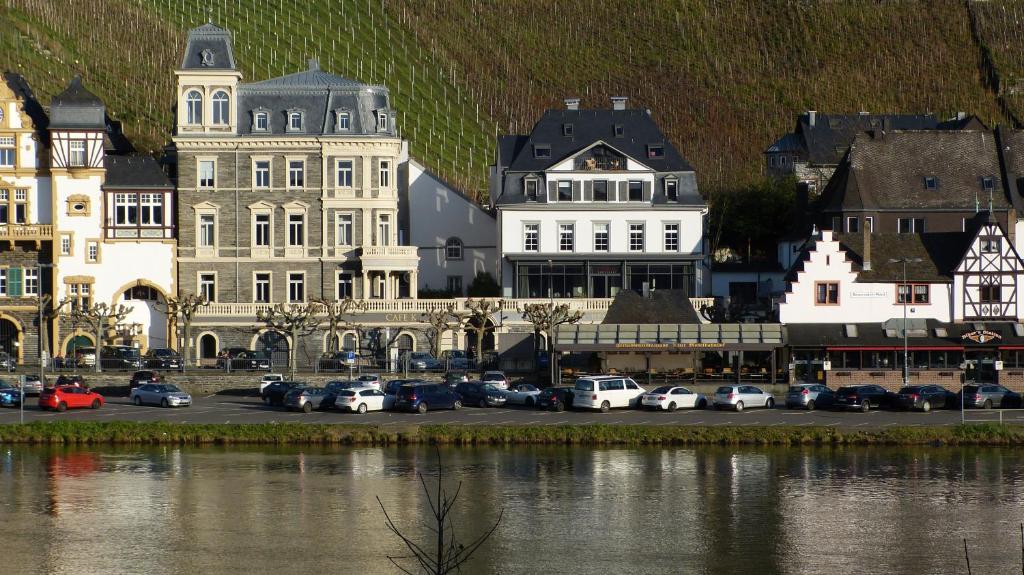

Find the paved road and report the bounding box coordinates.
[0,394,1020,428]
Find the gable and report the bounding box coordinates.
[954,220,1024,274]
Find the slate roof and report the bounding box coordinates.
[49,76,105,129]
[997,129,1024,206]
[602,290,701,324]
[103,156,172,188]
[246,63,363,89]
[794,112,939,165]
[179,23,236,70]
[503,108,693,173]
[833,231,969,282]
[818,130,1009,212]
[787,319,958,348]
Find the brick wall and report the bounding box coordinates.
[827,369,963,391]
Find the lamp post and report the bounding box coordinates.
[889,257,923,386]
[36,263,55,387]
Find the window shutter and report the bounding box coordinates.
[642,181,652,202]
[617,181,628,202]
[572,181,582,202]
[583,181,593,202]
[8,267,22,297]
[547,181,557,203]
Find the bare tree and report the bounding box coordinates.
[421,302,462,358]
[521,303,583,383]
[157,292,209,368]
[463,298,501,368]
[310,297,365,354]
[69,302,133,373]
[36,295,72,363]
[359,325,417,371]
[255,303,320,380]
[378,448,503,575]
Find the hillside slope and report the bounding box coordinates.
[2,0,1022,201]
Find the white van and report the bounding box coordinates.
[573,376,647,412]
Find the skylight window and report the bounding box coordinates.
[647,145,664,159]
[982,176,994,191]
[563,124,574,136]
[613,124,624,137]
[924,176,937,190]
[533,145,551,159]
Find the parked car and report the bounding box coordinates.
[129,370,162,391]
[536,386,575,412]
[440,350,472,370]
[834,385,895,412]
[284,386,334,413]
[143,348,182,370]
[54,374,85,389]
[384,379,424,394]
[353,374,383,390]
[713,385,774,412]
[505,384,542,406]
[259,373,285,393]
[895,385,957,412]
[481,371,510,390]
[231,351,271,371]
[404,352,441,371]
[785,384,836,411]
[261,381,301,406]
[455,381,508,408]
[21,375,43,395]
[74,347,97,367]
[394,383,463,414]
[0,381,22,407]
[0,351,14,371]
[130,383,192,408]
[443,371,469,387]
[334,387,389,413]
[641,386,707,411]
[319,351,359,372]
[39,385,104,412]
[100,345,142,370]
[573,375,647,412]
[959,384,1022,409]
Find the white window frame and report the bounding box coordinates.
[377,111,389,131]
[558,223,575,252]
[68,140,87,167]
[253,111,269,131]
[379,160,391,188]
[86,240,99,263]
[185,90,203,125]
[253,272,272,304]
[664,178,678,201]
[253,159,271,189]
[198,272,217,303]
[865,216,874,233]
[523,222,539,252]
[629,223,645,252]
[252,211,272,250]
[0,136,14,167]
[287,110,304,132]
[336,110,351,131]
[287,159,305,189]
[593,222,609,252]
[211,90,229,125]
[846,216,859,233]
[335,212,354,246]
[287,212,306,248]
[197,158,216,188]
[557,180,572,202]
[663,222,679,252]
[524,177,539,201]
[377,213,392,246]
[445,237,463,260]
[59,233,72,256]
[288,271,305,303]
[24,268,38,296]
[198,213,216,248]
[336,159,354,188]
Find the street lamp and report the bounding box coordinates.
[889,257,923,386]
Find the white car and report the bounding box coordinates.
[353,374,382,390]
[641,386,707,411]
[259,373,285,393]
[504,384,542,406]
[481,371,509,390]
[572,376,647,412]
[334,386,389,413]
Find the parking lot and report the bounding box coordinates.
[0,393,1020,428]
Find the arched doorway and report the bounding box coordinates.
[257,330,290,368]
[396,333,414,354]
[119,283,169,351]
[65,335,92,356]
[341,332,359,352]
[199,334,218,360]
[0,318,20,361]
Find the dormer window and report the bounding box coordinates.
[983,176,995,191]
[563,124,574,136]
[924,176,937,190]
[613,124,624,137]
[647,144,664,159]
[377,111,388,131]
[336,110,351,131]
[533,145,551,159]
[253,111,269,132]
[524,177,539,201]
[286,110,304,132]
[664,178,678,201]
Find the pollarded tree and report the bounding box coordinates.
[521,302,583,381]
[157,292,209,368]
[255,303,320,380]
[68,302,133,373]
[421,302,462,358]
[464,298,501,368]
[310,297,366,354]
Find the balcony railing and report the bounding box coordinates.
[197,297,615,318]
[361,246,419,258]
[0,224,52,240]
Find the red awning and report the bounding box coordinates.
[826,346,964,351]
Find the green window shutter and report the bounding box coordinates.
[8,267,22,297]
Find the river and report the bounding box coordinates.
[0,445,1022,574]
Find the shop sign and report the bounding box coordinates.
[996,360,1005,371]
[613,342,725,350]
[961,330,1002,344]
[849,289,887,299]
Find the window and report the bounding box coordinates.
[336,160,353,187]
[336,213,353,246]
[254,111,268,131]
[559,223,575,252]
[254,160,270,188]
[114,193,138,225]
[0,136,14,167]
[379,160,391,188]
[664,223,679,252]
[613,124,624,137]
[377,214,391,246]
[86,241,99,263]
[628,181,643,202]
[123,286,158,301]
[140,194,163,225]
[594,223,609,252]
[13,189,26,223]
[60,234,72,256]
[68,140,87,167]
[337,111,350,131]
[186,91,203,125]
[377,111,388,131]
[0,269,8,296]
[199,273,216,302]
[24,268,37,296]
[557,181,572,202]
[629,223,645,252]
[665,179,678,201]
[288,273,305,302]
[211,91,229,125]
[983,176,994,191]
[780,156,788,166]
[199,214,215,247]
[533,145,551,159]
[563,123,574,136]
[524,179,538,201]
[445,237,463,260]
[287,213,305,247]
[594,180,608,202]
[768,156,777,167]
[924,176,937,190]
[253,214,271,247]
[0,189,8,223]
[982,237,1001,253]
[524,223,539,252]
[647,144,664,159]
[254,273,271,303]
[865,216,874,233]
[447,276,463,295]
[847,217,859,233]
[981,284,1002,303]
[288,160,304,188]
[67,282,91,310]
[198,160,215,188]
[337,272,354,299]
[815,282,839,305]
[897,218,924,234]
[897,283,930,304]
[288,111,303,131]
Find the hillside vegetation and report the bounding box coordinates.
[2,0,1023,202]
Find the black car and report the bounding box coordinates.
[129,370,161,391]
[394,383,462,414]
[261,381,302,406]
[895,385,957,411]
[143,348,182,370]
[834,385,895,412]
[455,381,507,408]
[55,374,86,388]
[536,386,574,412]
[227,351,271,371]
[100,345,142,370]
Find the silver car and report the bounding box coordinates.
[130,383,192,408]
[785,384,834,411]
[712,385,774,412]
[284,386,332,413]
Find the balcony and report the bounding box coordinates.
[360,245,419,270]
[0,224,53,242]
[195,297,614,318]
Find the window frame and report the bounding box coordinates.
[557,180,572,202]
[558,223,575,252]
[336,159,354,188]
[335,212,354,246]
[68,140,87,167]
[896,283,930,305]
[253,272,272,304]
[664,178,678,201]
[445,237,464,260]
[286,212,306,248]
[379,160,391,188]
[628,180,643,202]
[593,222,609,252]
[663,222,680,252]
[211,90,229,125]
[185,90,203,125]
[980,284,1002,304]
[287,159,305,189]
[253,159,271,189]
[628,222,645,252]
[593,180,609,202]
[814,281,840,305]
[198,272,217,303]
[197,159,216,188]
[287,271,306,303]
[523,222,540,252]
[0,136,15,167]
[336,271,354,300]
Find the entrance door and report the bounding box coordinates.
[0,318,19,360]
[257,331,290,368]
[964,351,997,384]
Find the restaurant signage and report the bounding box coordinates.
[961,330,1002,344]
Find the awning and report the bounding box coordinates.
[554,323,785,352]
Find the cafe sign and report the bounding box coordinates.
[961,330,1002,344]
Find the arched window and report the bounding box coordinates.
[186,91,203,125]
[342,332,358,352]
[445,237,463,261]
[211,91,229,125]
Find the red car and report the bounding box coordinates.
[39,385,104,412]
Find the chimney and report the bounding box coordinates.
[564,98,580,111]
[611,96,627,110]
[308,58,319,71]
[862,225,872,271]
[957,111,967,121]
[808,110,817,127]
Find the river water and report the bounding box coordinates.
[1,445,1023,574]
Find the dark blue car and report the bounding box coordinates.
[0,381,23,407]
[394,383,462,414]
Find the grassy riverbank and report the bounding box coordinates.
[2,421,1024,446]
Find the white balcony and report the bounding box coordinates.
[360,245,419,270]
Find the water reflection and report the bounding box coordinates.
[0,446,1022,573]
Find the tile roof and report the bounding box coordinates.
[49,76,105,129]
[833,231,968,282]
[796,113,938,165]
[103,155,172,188]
